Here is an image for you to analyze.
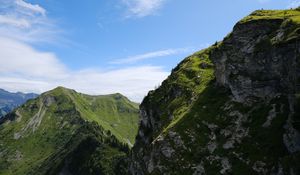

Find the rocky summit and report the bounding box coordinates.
[130,9,300,174]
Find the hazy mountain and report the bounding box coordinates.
[0,89,38,117]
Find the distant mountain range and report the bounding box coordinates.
[0,89,38,117]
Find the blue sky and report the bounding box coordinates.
[0,0,299,102]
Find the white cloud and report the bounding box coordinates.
[122,0,167,18]
[0,77,50,94]
[62,66,169,102]
[110,48,192,64]
[0,37,67,79]
[0,37,169,102]
[287,0,300,8]
[0,0,58,43]
[15,0,46,16]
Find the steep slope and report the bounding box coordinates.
[131,9,300,174]
[0,89,38,117]
[0,87,139,175]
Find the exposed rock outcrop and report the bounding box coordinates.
[131,9,300,175]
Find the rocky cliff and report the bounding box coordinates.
[131,9,300,174]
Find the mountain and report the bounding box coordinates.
[0,89,38,117]
[130,9,300,174]
[0,87,139,175]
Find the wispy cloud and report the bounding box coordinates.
[110,48,193,64]
[121,0,167,18]
[0,15,31,28]
[15,0,46,16]
[287,0,300,8]
[0,0,59,43]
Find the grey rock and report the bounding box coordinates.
[220,158,231,174]
[192,163,205,175]
[161,144,175,158]
[262,104,277,127]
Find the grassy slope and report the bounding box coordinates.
[50,87,139,145]
[0,87,139,175]
[140,47,216,142]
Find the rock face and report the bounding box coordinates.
[131,9,300,174]
[213,18,298,103]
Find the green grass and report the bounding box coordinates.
[142,47,216,140]
[239,9,300,24]
[44,87,139,145]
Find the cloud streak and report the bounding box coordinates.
[0,15,31,28]
[110,48,192,64]
[122,0,167,18]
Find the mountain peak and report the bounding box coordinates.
[0,86,139,174]
[46,86,74,94]
[130,9,300,174]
